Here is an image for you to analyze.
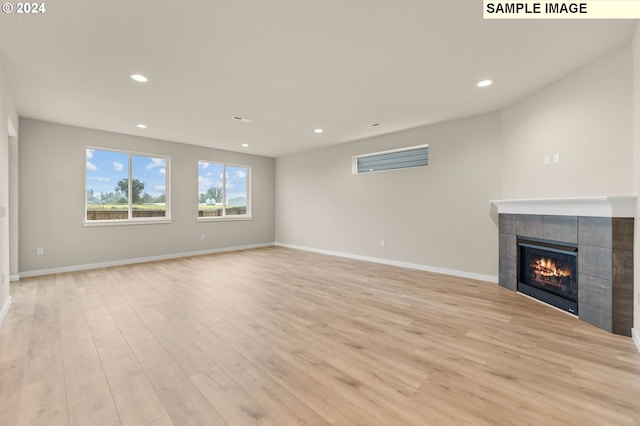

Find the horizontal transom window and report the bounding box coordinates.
[353,144,428,174]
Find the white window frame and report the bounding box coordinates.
[197,160,252,222]
[84,146,172,226]
[352,144,429,174]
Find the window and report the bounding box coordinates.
[353,144,428,174]
[85,148,170,223]
[198,161,251,219]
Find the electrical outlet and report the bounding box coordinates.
[544,154,550,166]
[553,153,560,164]
[200,234,205,240]
[36,248,44,256]
[380,239,386,247]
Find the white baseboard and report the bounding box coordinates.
[633,328,640,354]
[18,242,274,278]
[0,296,12,328]
[275,242,498,283]
[17,241,498,284]
[9,275,19,282]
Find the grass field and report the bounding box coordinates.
[87,204,167,211]
[88,204,245,211]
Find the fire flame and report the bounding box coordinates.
[532,258,570,278]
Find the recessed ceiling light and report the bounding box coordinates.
[477,79,493,88]
[314,128,323,134]
[241,143,249,147]
[136,124,148,129]
[130,74,148,83]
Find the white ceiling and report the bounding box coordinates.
[0,1,636,157]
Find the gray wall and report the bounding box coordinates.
[0,57,18,320]
[634,24,640,337]
[18,119,275,274]
[501,43,633,199]
[275,112,503,278]
[0,61,9,315]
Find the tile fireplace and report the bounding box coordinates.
[492,197,635,336]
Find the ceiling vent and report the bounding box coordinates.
[232,116,253,123]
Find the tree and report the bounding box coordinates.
[115,178,145,204]
[141,192,154,204]
[206,187,223,203]
[100,191,118,204]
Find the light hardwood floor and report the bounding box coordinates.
[1,246,639,425]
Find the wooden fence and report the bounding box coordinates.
[86,210,166,220]
[87,207,246,220]
[198,207,247,217]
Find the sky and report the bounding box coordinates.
[86,149,167,199]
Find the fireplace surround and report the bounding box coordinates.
[493,197,635,336]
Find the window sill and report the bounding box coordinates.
[83,218,173,227]
[197,216,253,223]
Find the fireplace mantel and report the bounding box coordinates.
[491,196,636,218]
